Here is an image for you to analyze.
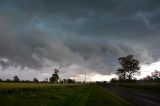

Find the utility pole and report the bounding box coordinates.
[84,73,86,83]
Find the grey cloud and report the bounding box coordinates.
[147,11,160,28]
[0,0,160,80]
[0,60,10,69]
[65,37,153,73]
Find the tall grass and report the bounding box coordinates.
[86,85,130,106]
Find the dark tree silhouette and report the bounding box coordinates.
[117,55,140,80]
[63,79,67,83]
[49,69,59,83]
[6,79,11,82]
[144,75,153,81]
[151,70,160,80]
[33,77,39,83]
[13,75,19,82]
[67,79,75,83]
[116,68,126,80]
[110,77,118,83]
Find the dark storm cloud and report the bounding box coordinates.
[17,0,160,39]
[0,0,160,77]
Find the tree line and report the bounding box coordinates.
[0,69,76,84]
[1,55,160,83]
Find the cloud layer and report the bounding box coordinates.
[0,0,160,80]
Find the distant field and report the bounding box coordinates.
[0,82,77,89]
[0,82,129,106]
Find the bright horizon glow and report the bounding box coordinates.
[79,61,160,81]
[70,73,116,82]
[136,61,160,79]
[89,74,116,81]
[1,61,160,82]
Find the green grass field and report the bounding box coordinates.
[0,82,129,106]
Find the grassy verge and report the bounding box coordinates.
[0,82,80,89]
[86,85,130,106]
[111,82,160,93]
[0,83,130,106]
[0,83,91,106]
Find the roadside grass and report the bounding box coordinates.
[85,85,130,106]
[0,82,131,106]
[0,83,91,106]
[0,82,78,89]
[111,82,160,93]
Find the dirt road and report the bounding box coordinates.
[106,87,160,106]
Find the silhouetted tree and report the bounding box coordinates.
[45,78,48,82]
[117,55,140,80]
[102,81,107,86]
[23,80,32,83]
[13,75,19,82]
[59,79,63,83]
[63,79,67,83]
[142,70,160,82]
[49,69,59,83]
[6,79,11,82]
[110,77,118,83]
[33,77,39,83]
[142,75,153,81]
[151,70,160,80]
[116,68,126,80]
[67,79,75,83]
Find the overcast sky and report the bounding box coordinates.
[0,0,160,81]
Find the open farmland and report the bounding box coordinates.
[0,82,75,89]
[0,83,129,106]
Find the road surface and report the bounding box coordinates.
[106,86,160,106]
